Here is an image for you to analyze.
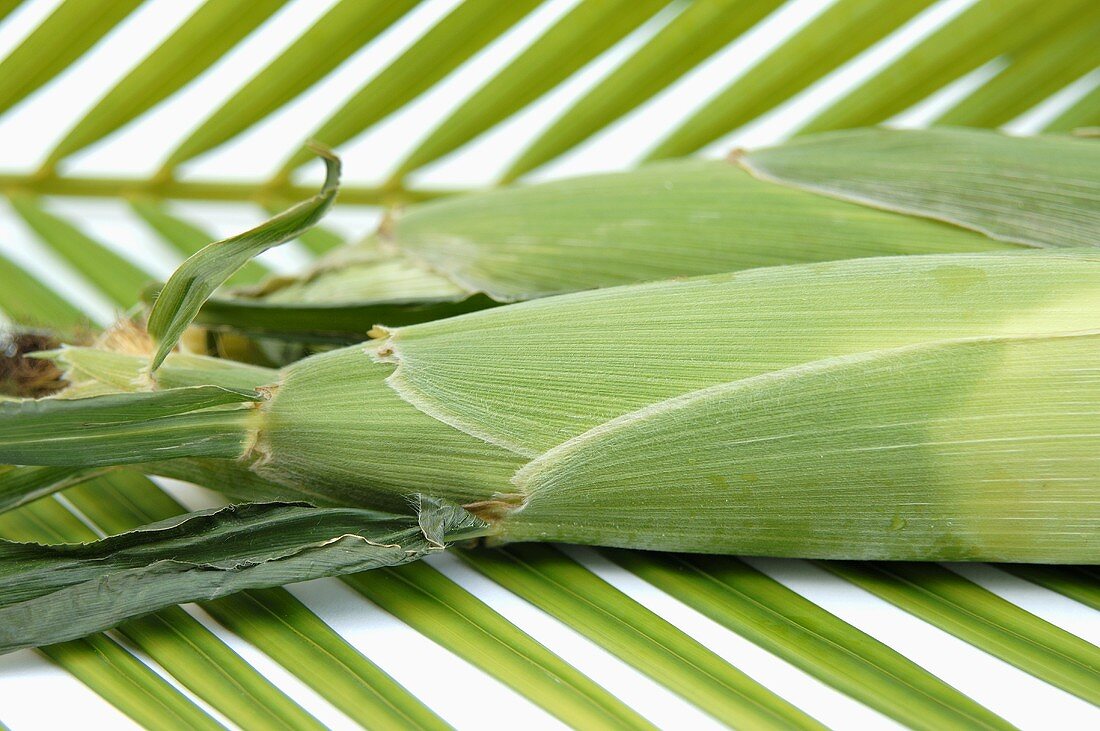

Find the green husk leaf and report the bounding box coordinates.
[739,127,1100,248]
[0,386,261,467]
[130,199,270,285]
[0,499,489,654]
[147,148,340,369]
[608,551,1015,731]
[389,157,1006,303]
[507,331,1100,562]
[344,561,656,731]
[460,545,825,729]
[376,251,1099,456]
[820,562,1100,704]
[52,346,277,393]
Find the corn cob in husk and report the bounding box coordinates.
[9,250,1099,563]
[196,127,1098,342]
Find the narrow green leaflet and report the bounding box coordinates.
[345,561,656,731]
[1043,81,1100,133]
[608,551,1015,731]
[0,499,489,653]
[147,148,339,369]
[1002,565,1100,610]
[460,545,824,729]
[276,0,542,177]
[0,253,85,329]
[739,127,1100,248]
[0,464,106,514]
[796,0,1084,134]
[44,0,289,168]
[933,6,1100,128]
[503,0,786,181]
[40,636,226,731]
[164,0,422,170]
[391,0,670,179]
[0,386,261,467]
[0,0,144,116]
[821,562,1100,704]
[507,332,1100,562]
[644,0,934,161]
[204,588,452,730]
[0,1,21,26]
[9,194,151,306]
[65,470,441,731]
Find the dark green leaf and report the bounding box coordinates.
[0,386,260,467]
[0,499,227,731]
[0,498,489,653]
[195,293,499,342]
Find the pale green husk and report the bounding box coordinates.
[14,250,1099,563]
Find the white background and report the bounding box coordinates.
[0,0,1097,728]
